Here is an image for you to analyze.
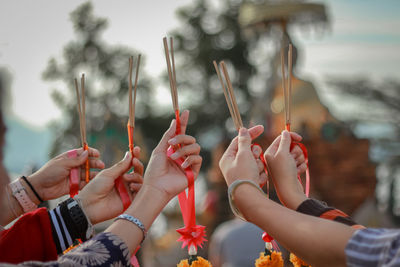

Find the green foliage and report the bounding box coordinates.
[43,2,165,164]
[170,0,270,158]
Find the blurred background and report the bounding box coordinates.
[1,0,400,266]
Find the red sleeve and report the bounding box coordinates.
[0,207,58,263]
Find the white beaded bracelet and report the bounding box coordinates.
[228,179,265,221]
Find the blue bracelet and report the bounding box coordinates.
[115,214,147,243]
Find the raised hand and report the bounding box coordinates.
[219,126,265,186]
[27,147,105,202]
[264,130,307,209]
[143,110,202,201]
[78,147,143,224]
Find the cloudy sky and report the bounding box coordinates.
[1,0,400,128]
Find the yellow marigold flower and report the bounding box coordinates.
[290,253,311,267]
[255,251,284,267]
[177,256,212,267]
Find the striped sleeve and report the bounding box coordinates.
[48,207,74,254]
[296,198,364,229]
[346,228,400,266]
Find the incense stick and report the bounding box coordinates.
[280,47,288,126]
[132,54,141,125]
[220,62,243,129]
[163,37,179,111]
[213,61,243,131]
[213,61,236,127]
[128,56,134,126]
[287,44,293,127]
[80,74,86,143]
[74,78,84,146]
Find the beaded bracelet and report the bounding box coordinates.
[115,214,147,244]
[228,179,265,221]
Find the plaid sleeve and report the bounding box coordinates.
[296,199,364,229]
[346,228,400,266]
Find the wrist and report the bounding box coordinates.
[20,176,42,205]
[125,184,169,230]
[232,182,265,221]
[285,192,308,210]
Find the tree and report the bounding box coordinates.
[43,2,168,165]
[170,0,275,165]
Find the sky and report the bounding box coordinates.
[1,0,400,128]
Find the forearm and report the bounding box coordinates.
[105,184,169,254]
[234,184,355,267]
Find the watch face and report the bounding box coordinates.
[321,122,341,142]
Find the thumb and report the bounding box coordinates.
[153,119,176,153]
[238,128,252,153]
[277,130,292,153]
[101,152,132,179]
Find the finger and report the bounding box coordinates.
[259,172,268,187]
[129,183,142,193]
[122,173,143,184]
[256,159,264,174]
[248,125,264,140]
[252,145,262,159]
[297,163,307,174]
[133,146,141,159]
[181,155,202,172]
[277,130,292,154]
[65,150,89,168]
[295,154,305,166]
[290,132,303,142]
[168,134,196,146]
[132,157,144,176]
[170,143,201,160]
[100,152,132,179]
[290,145,303,159]
[153,119,177,153]
[264,135,281,162]
[238,128,252,154]
[75,147,101,158]
[88,158,105,169]
[224,136,239,158]
[179,110,190,134]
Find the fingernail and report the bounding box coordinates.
[82,150,88,156]
[170,119,175,127]
[181,160,188,168]
[168,138,177,145]
[170,152,179,160]
[123,151,130,160]
[239,128,247,136]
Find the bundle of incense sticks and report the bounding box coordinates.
[74,74,90,183]
[281,44,293,131]
[163,37,181,132]
[127,54,141,156]
[213,61,243,131]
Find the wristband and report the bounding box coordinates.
[228,179,265,221]
[59,197,94,241]
[9,179,37,213]
[115,214,147,244]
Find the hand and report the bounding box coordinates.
[143,110,202,202]
[264,130,307,209]
[78,147,144,224]
[219,126,264,186]
[27,147,105,202]
[251,145,268,187]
